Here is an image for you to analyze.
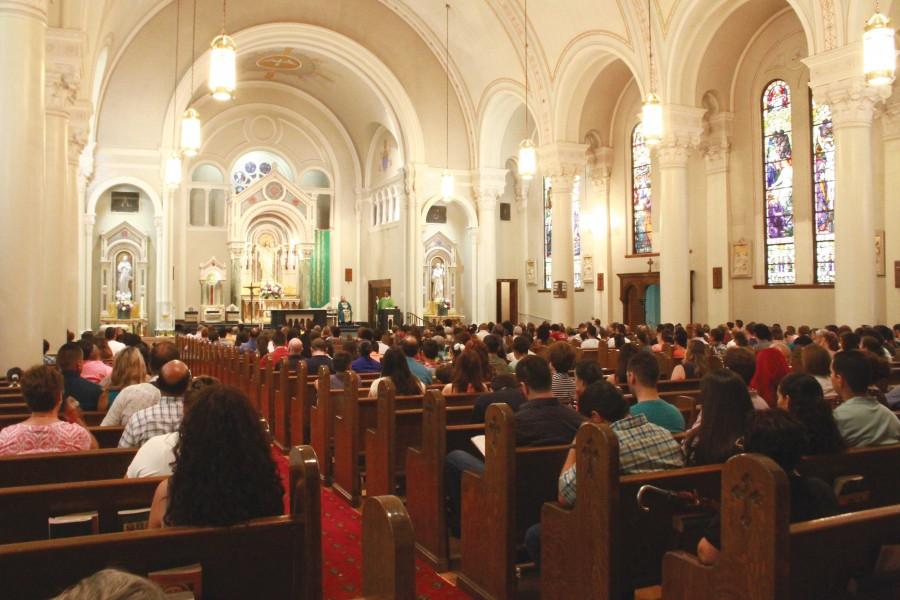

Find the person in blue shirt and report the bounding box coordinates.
[401,337,433,386]
[626,350,685,433]
[239,327,259,354]
[350,341,382,374]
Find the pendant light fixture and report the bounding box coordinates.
[864,0,896,86]
[441,3,455,199]
[641,0,663,145]
[180,0,202,157]
[165,0,183,187]
[517,0,537,179]
[209,0,237,101]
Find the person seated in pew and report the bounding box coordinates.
[506,335,533,371]
[369,348,426,398]
[0,365,98,455]
[696,409,838,565]
[574,359,604,401]
[484,334,511,376]
[831,350,900,447]
[721,347,771,412]
[442,349,488,396]
[548,341,577,406]
[102,347,149,408]
[800,343,837,399]
[101,341,177,427]
[119,360,191,448]
[79,340,112,384]
[148,385,285,528]
[421,338,441,375]
[304,337,334,375]
[670,340,718,382]
[777,373,845,455]
[579,323,600,349]
[401,337,433,386]
[351,341,383,375]
[626,351,686,433]
[524,380,685,566]
[471,373,527,424]
[126,376,220,478]
[327,351,352,391]
[444,356,586,537]
[284,337,305,371]
[608,343,640,385]
[685,370,753,466]
[52,568,167,600]
[260,329,289,368]
[57,342,106,412]
[751,345,791,408]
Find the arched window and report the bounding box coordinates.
[230,150,293,194]
[811,101,835,284]
[762,80,795,284]
[631,124,652,255]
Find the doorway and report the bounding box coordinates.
[496,279,518,323]
[617,272,660,330]
[367,279,391,326]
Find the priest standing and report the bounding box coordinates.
[338,296,352,324]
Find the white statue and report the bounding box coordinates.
[431,260,445,301]
[117,255,133,297]
[258,239,276,283]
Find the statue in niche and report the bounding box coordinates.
[258,236,277,283]
[431,259,445,301]
[117,254,133,298]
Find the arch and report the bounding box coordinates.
[419,194,478,230]
[86,176,162,217]
[477,80,540,169]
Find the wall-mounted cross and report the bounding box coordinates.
[647,257,655,273]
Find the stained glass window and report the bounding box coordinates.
[572,176,582,289]
[811,101,835,284]
[230,151,293,195]
[631,125,653,254]
[762,80,795,284]
[543,176,552,289]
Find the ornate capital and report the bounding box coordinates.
[0,0,47,19]
[473,167,507,207]
[656,104,705,168]
[703,145,731,174]
[537,141,589,180]
[587,146,613,186]
[46,29,84,115]
[806,43,891,128]
[68,100,92,164]
[881,99,900,141]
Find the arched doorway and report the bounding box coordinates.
[617,272,660,329]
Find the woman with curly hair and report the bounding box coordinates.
[103,347,149,406]
[148,385,284,528]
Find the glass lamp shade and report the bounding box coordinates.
[441,170,455,199]
[642,93,664,145]
[518,138,537,178]
[180,108,202,157]
[164,154,183,187]
[209,34,237,101]
[864,11,896,86]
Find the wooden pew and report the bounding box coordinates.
[661,453,900,600]
[332,372,364,506]
[456,404,570,600]
[406,390,484,571]
[0,445,323,600]
[360,495,416,600]
[0,448,137,488]
[309,364,334,482]
[0,412,108,430]
[90,426,124,448]
[0,476,163,543]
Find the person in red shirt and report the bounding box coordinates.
[260,329,289,367]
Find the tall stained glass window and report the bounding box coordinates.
[543,176,552,289]
[811,101,835,284]
[572,176,582,289]
[631,124,653,254]
[762,80,795,284]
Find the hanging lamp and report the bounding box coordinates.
[441,3,455,199]
[165,0,183,187]
[180,0,202,157]
[864,1,896,86]
[209,0,237,100]
[641,0,663,145]
[518,0,537,178]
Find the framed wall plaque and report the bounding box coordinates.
[712,267,723,289]
[425,205,447,223]
[876,230,886,277]
[111,191,140,213]
[552,280,568,299]
[731,240,752,278]
[499,202,511,221]
[344,268,353,282]
[582,256,594,282]
[525,259,537,285]
[596,273,604,292]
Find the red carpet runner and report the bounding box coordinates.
[322,488,470,599]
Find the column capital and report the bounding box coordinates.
[46,28,84,116]
[657,105,705,168]
[0,0,48,19]
[805,43,890,128]
[68,100,91,164]
[881,99,900,141]
[473,167,507,203]
[587,145,613,185]
[537,141,589,179]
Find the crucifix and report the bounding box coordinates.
[647,257,655,273]
[246,283,260,328]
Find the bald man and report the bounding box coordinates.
[119,360,191,448]
[286,337,305,371]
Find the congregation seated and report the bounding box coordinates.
[670,339,717,381]
[626,351,686,433]
[57,342,105,412]
[79,339,112,384]
[369,348,425,397]
[102,347,148,407]
[401,337,432,385]
[0,365,98,455]
[776,372,845,455]
[799,343,836,398]
[506,334,533,370]
[305,337,334,375]
[101,341,177,427]
[351,340,382,374]
[260,329,288,367]
[470,372,526,424]
[104,326,126,356]
[684,370,753,466]
[41,339,55,366]
[119,360,190,448]
[696,409,839,565]
[548,341,577,405]
[239,326,260,354]
[284,337,304,371]
[721,346,770,411]
[441,349,488,395]
[148,384,287,528]
[831,349,900,447]
[484,334,511,376]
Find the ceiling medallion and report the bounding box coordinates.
[264,181,286,202]
[256,54,303,72]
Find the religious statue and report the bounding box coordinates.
[431,259,445,301]
[338,296,352,325]
[117,255,133,298]
[258,238,276,283]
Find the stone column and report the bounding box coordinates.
[0,0,47,369]
[882,103,900,322]
[806,46,889,326]
[474,168,506,323]
[588,146,613,324]
[704,113,733,326]
[516,178,531,321]
[657,106,704,324]
[67,101,90,335]
[403,166,419,317]
[539,142,588,326]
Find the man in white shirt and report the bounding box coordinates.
[579,324,600,349]
[126,431,178,477]
[475,323,490,341]
[105,327,126,355]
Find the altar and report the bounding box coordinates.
[241,297,305,325]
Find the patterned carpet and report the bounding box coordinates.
[321,487,470,600]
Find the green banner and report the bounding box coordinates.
[310,229,331,308]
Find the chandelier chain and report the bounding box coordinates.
[190,0,196,94]
[223,0,228,32]
[524,0,529,134]
[648,0,654,94]
[172,0,180,143]
[446,2,450,170]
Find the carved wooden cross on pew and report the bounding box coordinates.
[731,473,762,528]
[580,437,600,477]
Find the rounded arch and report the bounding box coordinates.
[240,199,311,244]
[551,34,643,142]
[477,79,540,169]
[87,176,162,216]
[420,194,478,230]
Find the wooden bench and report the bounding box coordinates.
[360,495,416,600]
[0,448,137,488]
[456,403,570,600]
[662,453,900,600]
[0,445,322,600]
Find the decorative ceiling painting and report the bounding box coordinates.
[241,48,334,85]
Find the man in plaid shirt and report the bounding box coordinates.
[119,361,191,448]
[526,380,684,566]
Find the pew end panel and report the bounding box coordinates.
[360,495,416,600]
[332,372,363,507]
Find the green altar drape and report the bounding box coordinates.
[310,229,330,308]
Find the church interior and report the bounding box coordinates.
[2,0,900,598]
